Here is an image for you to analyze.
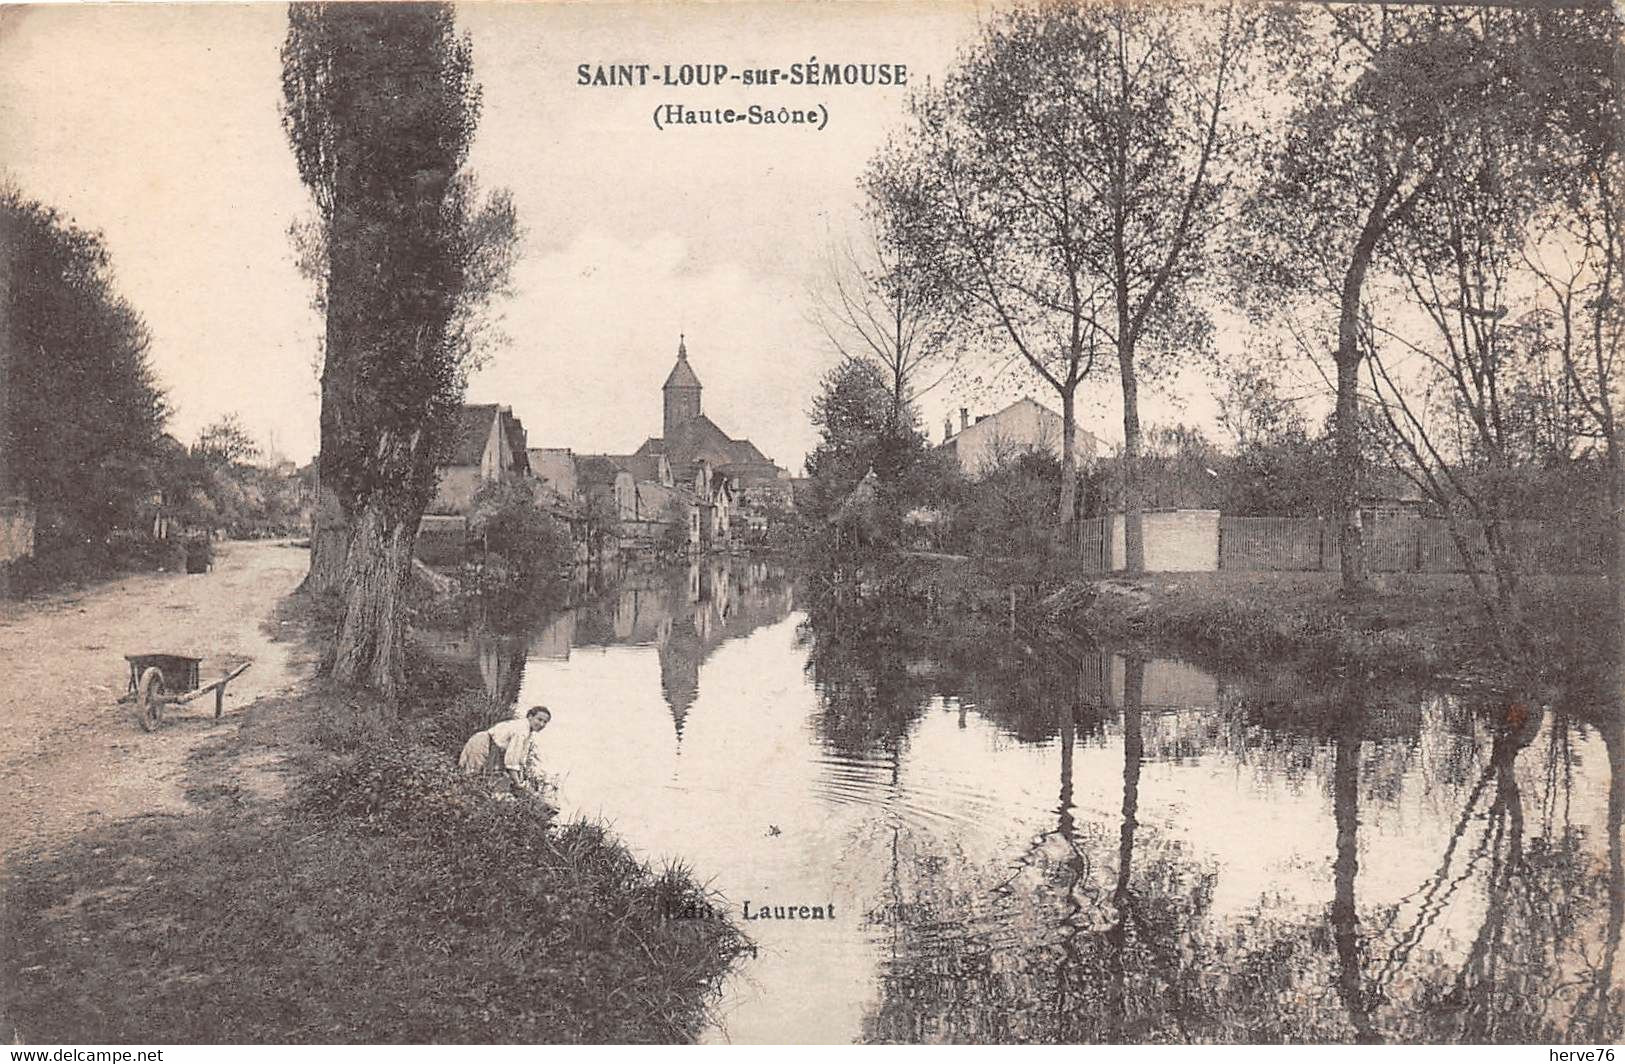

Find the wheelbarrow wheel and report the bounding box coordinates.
[136,666,166,732]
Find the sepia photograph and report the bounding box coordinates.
[0,0,1621,1049]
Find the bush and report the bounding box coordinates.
[467,479,569,584]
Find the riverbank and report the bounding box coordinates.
[2,587,749,1043]
[892,552,1614,688]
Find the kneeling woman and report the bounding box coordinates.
[459,704,551,795]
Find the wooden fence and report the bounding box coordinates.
[1071,511,1605,574]
[1076,516,1108,572]
[1216,515,1605,574]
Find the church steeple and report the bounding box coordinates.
[662,334,702,438]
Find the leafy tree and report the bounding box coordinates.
[1355,6,1623,655]
[0,186,167,562]
[873,2,1247,558]
[193,413,259,467]
[1510,10,1625,637]
[1217,365,1338,516]
[1241,8,1508,591]
[804,356,929,526]
[467,478,568,588]
[954,449,1069,560]
[580,489,621,566]
[281,3,518,702]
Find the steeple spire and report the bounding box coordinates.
[663,334,702,437]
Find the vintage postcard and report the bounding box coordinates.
[1,0,1621,1050]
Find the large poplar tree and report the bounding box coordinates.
[281,3,515,701]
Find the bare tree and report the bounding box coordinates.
[809,208,958,451]
[1357,6,1621,658]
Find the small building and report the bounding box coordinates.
[528,447,578,500]
[940,397,1098,476]
[430,404,529,515]
[577,455,638,523]
[683,459,734,547]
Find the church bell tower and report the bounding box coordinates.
[662,334,703,438]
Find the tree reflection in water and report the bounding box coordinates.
[803,583,1625,1042]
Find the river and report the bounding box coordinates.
[441,559,1624,1044]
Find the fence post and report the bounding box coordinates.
[1317,520,1325,572]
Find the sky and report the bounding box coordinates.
[0,1,1234,470]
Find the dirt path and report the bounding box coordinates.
[0,541,310,864]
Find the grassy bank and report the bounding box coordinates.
[887,551,1614,685]
[1,595,748,1044]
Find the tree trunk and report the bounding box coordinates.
[1333,186,1400,595]
[1120,350,1145,574]
[1059,385,1078,536]
[302,480,349,594]
[1610,431,1625,679]
[304,200,356,596]
[1335,348,1367,593]
[330,497,416,706]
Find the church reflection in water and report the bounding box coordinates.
[518,559,794,741]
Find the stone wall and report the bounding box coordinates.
[1107,509,1219,572]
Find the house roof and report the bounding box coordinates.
[647,415,777,473]
[615,455,666,484]
[448,404,502,466]
[576,455,628,487]
[504,415,529,475]
[444,404,529,473]
[576,453,666,486]
[940,396,1097,453]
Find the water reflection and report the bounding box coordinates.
[524,561,792,742]
[483,565,1621,1043]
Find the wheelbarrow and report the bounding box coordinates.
[120,653,253,732]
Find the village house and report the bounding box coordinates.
[940,397,1099,476]
[429,403,530,514]
[576,455,639,523]
[527,446,578,503]
[574,450,733,552]
[419,404,530,563]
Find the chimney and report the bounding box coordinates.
[943,416,953,442]
[960,408,969,431]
